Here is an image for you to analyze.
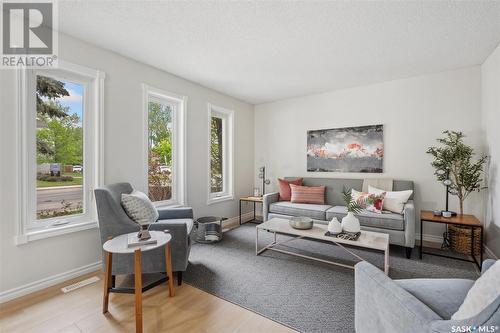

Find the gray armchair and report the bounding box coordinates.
[94,182,193,285]
[355,260,499,333]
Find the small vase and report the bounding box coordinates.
[342,212,360,233]
[328,217,342,234]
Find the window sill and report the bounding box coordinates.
[207,195,234,206]
[154,202,183,209]
[15,220,99,245]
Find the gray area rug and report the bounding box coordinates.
[185,224,478,333]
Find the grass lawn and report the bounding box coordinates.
[37,172,83,188]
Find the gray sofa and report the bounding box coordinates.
[94,182,193,285]
[355,259,499,333]
[263,177,415,258]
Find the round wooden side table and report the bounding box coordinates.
[102,231,174,333]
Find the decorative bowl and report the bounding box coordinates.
[289,216,313,230]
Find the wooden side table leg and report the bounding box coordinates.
[134,249,143,333]
[165,243,174,297]
[480,227,483,270]
[102,251,112,314]
[419,219,423,259]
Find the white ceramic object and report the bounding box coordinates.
[342,212,360,233]
[442,211,452,218]
[328,217,342,234]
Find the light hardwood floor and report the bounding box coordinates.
[0,272,296,333]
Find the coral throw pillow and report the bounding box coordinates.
[351,189,386,214]
[290,184,325,204]
[278,178,303,201]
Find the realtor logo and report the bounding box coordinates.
[1,1,58,68]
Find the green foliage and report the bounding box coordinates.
[37,112,83,165]
[148,101,172,166]
[37,175,74,182]
[342,187,363,214]
[36,76,70,118]
[426,131,487,214]
[151,139,171,165]
[36,76,82,166]
[210,116,223,192]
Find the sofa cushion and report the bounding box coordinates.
[351,189,386,214]
[326,206,404,231]
[290,184,326,204]
[452,260,500,320]
[269,201,332,220]
[368,185,413,214]
[278,178,303,201]
[396,278,474,319]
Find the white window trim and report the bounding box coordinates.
[15,60,105,245]
[142,84,187,207]
[207,103,234,205]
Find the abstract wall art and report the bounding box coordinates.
[307,124,383,173]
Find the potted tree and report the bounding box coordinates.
[426,131,487,215]
[426,131,487,255]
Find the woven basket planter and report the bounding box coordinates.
[448,225,481,256]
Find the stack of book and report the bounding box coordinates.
[127,233,157,248]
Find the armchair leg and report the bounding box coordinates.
[405,247,413,259]
[177,271,182,286]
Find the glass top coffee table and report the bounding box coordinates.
[256,217,390,275]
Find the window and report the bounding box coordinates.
[207,104,234,204]
[17,61,104,243]
[36,77,84,220]
[143,84,186,206]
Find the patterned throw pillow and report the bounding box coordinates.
[351,189,386,214]
[121,190,159,225]
[368,185,413,214]
[290,184,326,204]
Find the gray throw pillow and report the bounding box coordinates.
[121,190,159,225]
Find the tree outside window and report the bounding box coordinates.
[148,101,173,202]
[35,75,84,220]
[210,116,223,193]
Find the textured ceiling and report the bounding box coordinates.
[58,1,500,104]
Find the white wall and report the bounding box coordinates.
[0,33,254,296]
[254,67,484,240]
[481,44,500,258]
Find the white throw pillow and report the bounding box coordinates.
[368,185,413,214]
[121,190,159,225]
[452,260,500,320]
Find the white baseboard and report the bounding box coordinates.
[415,233,443,244]
[223,211,260,230]
[0,261,102,303]
[0,211,258,303]
[3,215,468,304]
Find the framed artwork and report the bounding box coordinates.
[307,124,383,173]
